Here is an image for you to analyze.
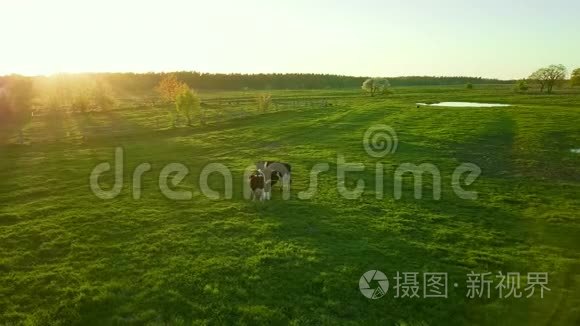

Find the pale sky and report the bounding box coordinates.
[2,0,579,79]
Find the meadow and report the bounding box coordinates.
[0,85,579,325]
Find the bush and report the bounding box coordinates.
[466,83,473,89]
[257,94,272,112]
[514,80,529,92]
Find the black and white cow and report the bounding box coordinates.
[249,170,266,201]
[254,161,292,200]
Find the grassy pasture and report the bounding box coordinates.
[0,85,579,325]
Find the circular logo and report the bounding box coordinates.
[359,270,389,299]
[363,124,398,158]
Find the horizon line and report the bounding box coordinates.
[0,70,518,81]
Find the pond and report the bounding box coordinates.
[416,102,511,107]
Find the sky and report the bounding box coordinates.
[1,0,579,79]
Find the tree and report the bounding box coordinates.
[72,87,92,113]
[529,68,548,92]
[0,88,11,120]
[92,80,116,111]
[514,80,529,92]
[40,74,74,111]
[175,88,201,126]
[529,64,567,93]
[6,75,34,113]
[544,64,567,93]
[0,75,34,123]
[362,78,390,96]
[257,94,272,112]
[156,74,186,102]
[466,82,473,89]
[571,68,580,87]
[156,74,189,127]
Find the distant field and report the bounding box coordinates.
[1,85,579,325]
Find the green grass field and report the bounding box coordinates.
[1,85,579,325]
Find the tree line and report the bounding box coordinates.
[1,69,579,123]
[39,73,516,94]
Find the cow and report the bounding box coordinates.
[249,170,266,201]
[256,161,292,189]
[246,161,292,201]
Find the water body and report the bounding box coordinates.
[416,102,511,107]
